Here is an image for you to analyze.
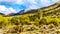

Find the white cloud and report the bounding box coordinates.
[0,5,17,15]
[25,0,59,10]
[29,0,60,10]
[15,0,24,4]
[38,0,59,6]
[0,0,59,7]
[25,0,37,4]
[29,5,40,10]
[0,0,24,4]
[0,0,59,4]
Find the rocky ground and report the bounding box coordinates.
[0,24,60,34]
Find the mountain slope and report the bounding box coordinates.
[0,1,60,25]
[0,1,60,34]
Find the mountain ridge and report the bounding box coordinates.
[0,1,60,17]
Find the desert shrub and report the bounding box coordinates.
[0,16,9,28]
[34,18,39,25]
[39,17,47,25]
[29,15,38,21]
[0,21,5,28]
[20,16,30,25]
[7,25,23,33]
[11,17,20,25]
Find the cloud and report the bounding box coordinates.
[25,0,59,10]
[0,0,59,8]
[0,0,24,4]
[0,0,59,4]
[0,5,17,15]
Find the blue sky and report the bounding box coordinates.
[0,0,59,15]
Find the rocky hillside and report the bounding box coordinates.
[0,2,60,34]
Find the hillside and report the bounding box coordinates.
[0,2,60,34]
